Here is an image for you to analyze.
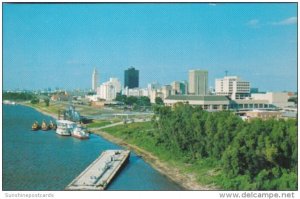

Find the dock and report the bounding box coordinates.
[65,150,130,191]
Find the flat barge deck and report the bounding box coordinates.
[65,150,130,190]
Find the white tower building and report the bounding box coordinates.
[92,68,99,92]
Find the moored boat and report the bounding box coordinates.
[31,121,40,131]
[56,120,75,136]
[49,120,57,130]
[3,100,16,105]
[41,120,49,131]
[71,124,89,139]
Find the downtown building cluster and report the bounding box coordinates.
[88,67,296,119]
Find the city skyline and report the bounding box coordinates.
[3,3,297,92]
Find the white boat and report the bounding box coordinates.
[71,124,89,139]
[56,120,75,136]
[3,100,16,105]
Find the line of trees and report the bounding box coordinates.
[152,103,297,190]
[116,94,151,106]
[116,94,165,107]
[3,92,50,106]
[3,92,35,101]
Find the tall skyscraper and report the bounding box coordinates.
[92,68,99,92]
[124,67,139,89]
[188,70,208,95]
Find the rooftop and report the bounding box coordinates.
[165,95,230,101]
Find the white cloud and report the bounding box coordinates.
[247,19,260,27]
[272,17,297,26]
[208,3,217,6]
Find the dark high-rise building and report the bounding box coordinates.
[124,67,139,88]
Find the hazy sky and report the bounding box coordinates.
[3,3,297,91]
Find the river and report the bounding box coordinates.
[2,104,182,191]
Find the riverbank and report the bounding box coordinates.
[19,102,218,190]
[19,102,58,119]
[93,129,217,190]
[4,104,182,190]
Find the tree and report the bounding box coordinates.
[155,97,164,105]
[288,97,297,105]
[44,98,50,106]
[137,96,151,107]
[151,102,297,190]
[116,94,127,103]
[30,97,39,104]
[126,96,138,106]
[3,92,35,101]
[87,91,96,95]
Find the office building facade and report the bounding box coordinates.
[188,70,208,95]
[171,81,187,95]
[97,78,121,101]
[215,76,250,100]
[124,67,139,89]
[251,92,292,108]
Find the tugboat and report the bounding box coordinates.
[41,120,49,131]
[32,121,40,131]
[49,120,57,130]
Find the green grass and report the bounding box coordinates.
[23,101,61,116]
[23,101,123,118]
[104,122,223,189]
[86,120,112,128]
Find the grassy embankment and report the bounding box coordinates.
[22,101,220,189]
[86,119,122,128]
[21,101,122,127]
[97,105,297,191]
[95,121,221,190]
[21,101,62,118]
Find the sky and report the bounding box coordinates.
[3,3,297,92]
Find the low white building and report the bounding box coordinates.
[164,95,230,110]
[147,82,189,103]
[231,99,275,110]
[251,92,293,108]
[123,87,149,97]
[164,95,277,112]
[148,85,173,103]
[85,95,101,102]
[148,89,165,103]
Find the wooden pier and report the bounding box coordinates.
[65,150,130,190]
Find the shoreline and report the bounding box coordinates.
[93,130,217,191]
[17,103,217,190]
[19,102,58,120]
